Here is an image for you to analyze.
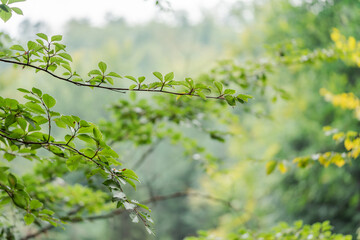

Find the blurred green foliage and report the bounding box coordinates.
[1,0,360,239]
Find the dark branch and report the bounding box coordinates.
[0,58,225,100]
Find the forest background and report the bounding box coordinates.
[1,0,360,239]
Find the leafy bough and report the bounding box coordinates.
[0,33,253,107]
[0,87,154,233]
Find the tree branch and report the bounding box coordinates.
[132,140,162,170]
[0,58,225,100]
[20,190,235,240]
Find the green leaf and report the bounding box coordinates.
[224,95,236,106]
[17,118,27,130]
[138,76,146,83]
[214,81,223,95]
[0,4,12,22]
[4,153,15,161]
[51,35,62,42]
[134,202,151,212]
[93,127,103,140]
[61,63,72,72]
[123,177,137,190]
[98,61,107,73]
[236,94,253,103]
[27,41,37,50]
[58,52,72,62]
[8,0,26,3]
[11,7,22,15]
[10,44,25,51]
[31,87,42,97]
[197,91,206,100]
[25,102,45,114]
[122,169,139,181]
[125,75,137,83]
[100,147,119,158]
[88,69,102,75]
[266,160,277,175]
[42,94,56,109]
[224,89,236,95]
[13,190,29,208]
[7,173,17,188]
[30,199,43,210]
[24,213,35,225]
[39,209,54,215]
[107,72,122,78]
[36,33,48,41]
[17,88,30,93]
[66,155,82,171]
[153,72,163,82]
[164,72,174,82]
[77,134,95,144]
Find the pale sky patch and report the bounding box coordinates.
[0,0,238,37]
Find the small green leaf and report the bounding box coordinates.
[164,72,174,82]
[125,75,137,83]
[39,209,54,215]
[51,35,62,42]
[98,61,107,73]
[66,155,82,171]
[93,127,103,140]
[77,134,96,144]
[153,72,163,82]
[8,0,26,4]
[36,33,48,41]
[197,91,206,100]
[224,89,236,95]
[214,81,223,95]
[4,153,16,161]
[25,102,45,114]
[107,72,122,78]
[225,95,236,106]
[30,199,43,210]
[7,173,17,188]
[266,160,277,175]
[31,87,42,97]
[17,88,30,93]
[0,4,12,22]
[42,94,56,109]
[58,52,72,62]
[24,213,35,225]
[11,7,22,15]
[10,44,25,51]
[138,76,145,83]
[236,94,253,103]
[27,41,37,50]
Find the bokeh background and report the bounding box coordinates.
[1,0,360,239]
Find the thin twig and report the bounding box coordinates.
[20,190,235,240]
[132,140,162,170]
[0,58,225,100]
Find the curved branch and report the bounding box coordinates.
[0,59,225,100]
[20,190,235,240]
